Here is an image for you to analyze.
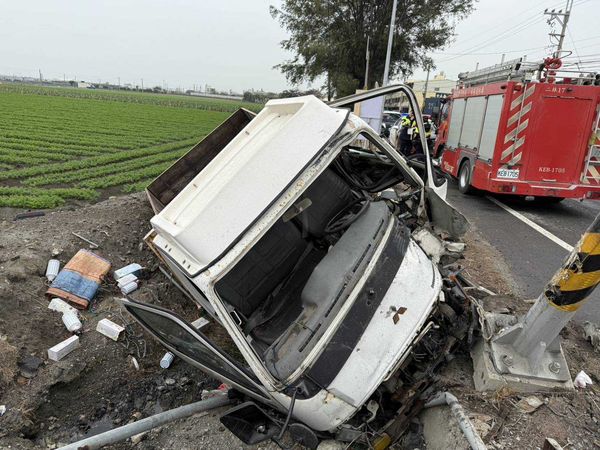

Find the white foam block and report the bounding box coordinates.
[48,335,80,361]
[190,317,210,329]
[96,318,125,341]
[117,273,138,288]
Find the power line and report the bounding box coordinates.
[447,0,564,51]
[436,14,546,63]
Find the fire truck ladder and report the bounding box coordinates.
[583,106,600,184]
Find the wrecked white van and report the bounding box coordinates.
[122,86,472,448]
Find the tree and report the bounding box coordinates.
[271,0,475,98]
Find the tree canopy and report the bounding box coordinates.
[271,0,475,98]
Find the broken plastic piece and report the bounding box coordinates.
[0,405,5,416]
[48,335,80,361]
[96,318,125,341]
[515,395,544,413]
[583,321,600,351]
[48,298,82,333]
[574,370,593,388]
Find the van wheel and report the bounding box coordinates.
[458,160,474,194]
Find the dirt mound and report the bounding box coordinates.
[0,194,223,449]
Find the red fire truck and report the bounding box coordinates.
[435,57,600,200]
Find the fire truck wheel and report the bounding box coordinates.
[538,196,565,204]
[458,160,473,194]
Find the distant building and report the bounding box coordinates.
[76,81,92,89]
[385,72,455,116]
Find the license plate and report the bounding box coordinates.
[497,168,519,179]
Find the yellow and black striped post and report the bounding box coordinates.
[513,213,600,358]
[545,217,600,312]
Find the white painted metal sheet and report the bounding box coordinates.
[479,95,504,161]
[150,96,347,272]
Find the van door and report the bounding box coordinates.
[120,298,271,401]
[328,84,449,199]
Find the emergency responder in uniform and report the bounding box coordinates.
[412,117,432,155]
[398,112,414,156]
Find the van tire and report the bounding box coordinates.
[458,160,474,194]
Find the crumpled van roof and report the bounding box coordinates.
[150,95,348,274]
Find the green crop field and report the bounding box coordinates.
[0,84,261,208]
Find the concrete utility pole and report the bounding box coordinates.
[382,0,398,86]
[544,0,574,58]
[422,65,431,111]
[473,211,600,391]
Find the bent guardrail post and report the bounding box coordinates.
[473,212,600,391]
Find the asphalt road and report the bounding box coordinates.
[445,181,600,322]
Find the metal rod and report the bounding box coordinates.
[71,232,99,249]
[424,392,487,450]
[57,395,232,450]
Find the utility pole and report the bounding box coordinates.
[141,78,144,90]
[422,65,431,112]
[364,36,370,90]
[544,0,573,58]
[382,0,398,86]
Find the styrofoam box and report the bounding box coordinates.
[48,335,80,361]
[96,318,125,341]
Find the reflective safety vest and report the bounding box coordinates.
[399,116,412,140]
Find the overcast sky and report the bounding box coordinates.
[0,0,598,92]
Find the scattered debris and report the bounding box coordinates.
[114,263,143,280]
[13,210,45,220]
[48,297,82,333]
[71,231,99,249]
[160,352,175,369]
[120,280,139,295]
[18,355,43,379]
[48,335,80,361]
[130,431,148,445]
[117,273,138,288]
[45,259,60,282]
[515,396,544,414]
[574,370,593,388]
[0,405,5,417]
[131,356,140,371]
[159,317,210,368]
[583,321,600,351]
[96,318,125,341]
[543,437,564,450]
[165,378,176,386]
[46,249,111,309]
